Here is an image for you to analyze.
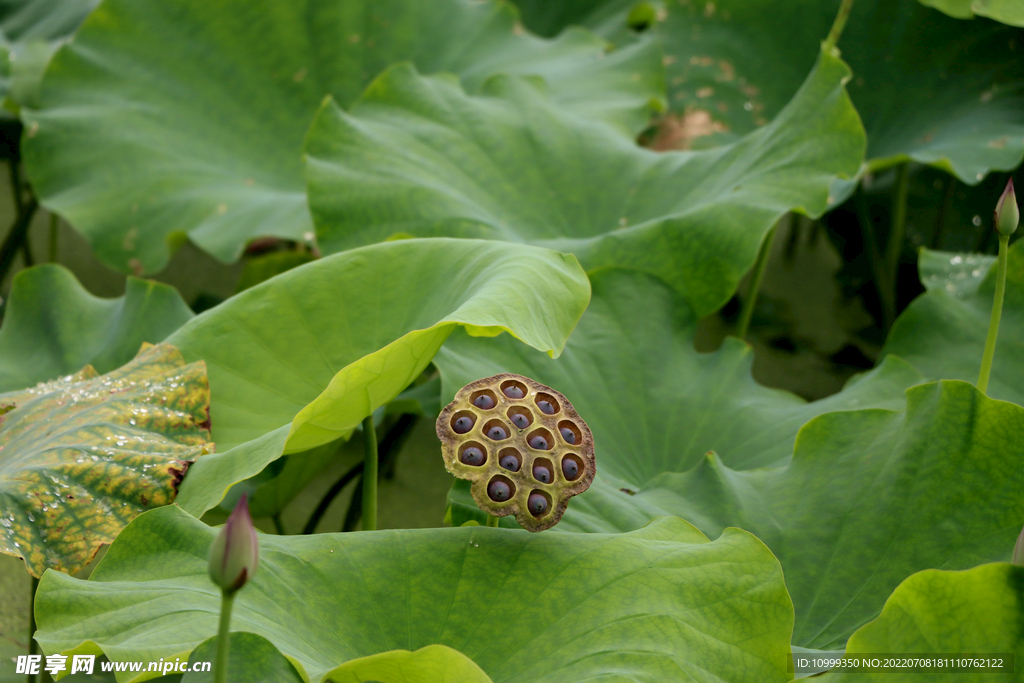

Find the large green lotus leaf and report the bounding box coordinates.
[0,343,211,577]
[323,646,492,683]
[0,264,193,393]
[435,269,924,491]
[167,239,589,516]
[882,240,1024,406]
[919,0,1024,25]
[35,505,795,683]
[819,563,1024,682]
[21,0,662,275]
[611,381,1024,650]
[307,49,862,319]
[657,0,1024,182]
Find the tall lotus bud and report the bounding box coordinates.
[1013,525,1024,566]
[208,494,259,593]
[995,178,1019,236]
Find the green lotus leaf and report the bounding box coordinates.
[0,264,194,393]
[22,0,663,275]
[0,343,212,577]
[918,0,1024,25]
[166,238,589,516]
[615,381,1024,650]
[656,0,1024,182]
[306,47,862,318]
[323,645,492,683]
[0,0,97,106]
[182,632,302,683]
[35,505,794,683]
[882,240,1024,406]
[819,563,1024,682]
[435,268,923,493]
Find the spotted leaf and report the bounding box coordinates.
[0,343,212,577]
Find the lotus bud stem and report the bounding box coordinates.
[978,180,1017,395]
[208,495,259,683]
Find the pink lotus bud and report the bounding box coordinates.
[995,178,1019,236]
[1014,525,1024,566]
[208,495,259,593]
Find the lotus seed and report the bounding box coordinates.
[536,400,555,414]
[528,492,548,516]
[503,385,525,399]
[488,480,511,501]
[528,435,548,450]
[487,425,508,440]
[560,427,576,444]
[562,458,579,480]
[533,464,551,483]
[474,394,495,409]
[453,416,474,434]
[499,454,520,471]
[510,413,530,429]
[461,447,485,466]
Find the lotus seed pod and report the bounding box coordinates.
[437,373,596,532]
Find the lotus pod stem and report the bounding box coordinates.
[978,179,1017,395]
[437,374,595,532]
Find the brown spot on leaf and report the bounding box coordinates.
[197,405,212,432]
[169,460,192,493]
[648,110,728,151]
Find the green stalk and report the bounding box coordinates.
[977,233,1010,395]
[361,415,378,531]
[888,162,910,286]
[0,197,38,287]
[28,576,37,683]
[213,590,235,683]
[823,0,855,52]
[48,213,58,262]
[486,514,499,528]
[736,224,777,339]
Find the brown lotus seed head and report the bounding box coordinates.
[437,373,596,531]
